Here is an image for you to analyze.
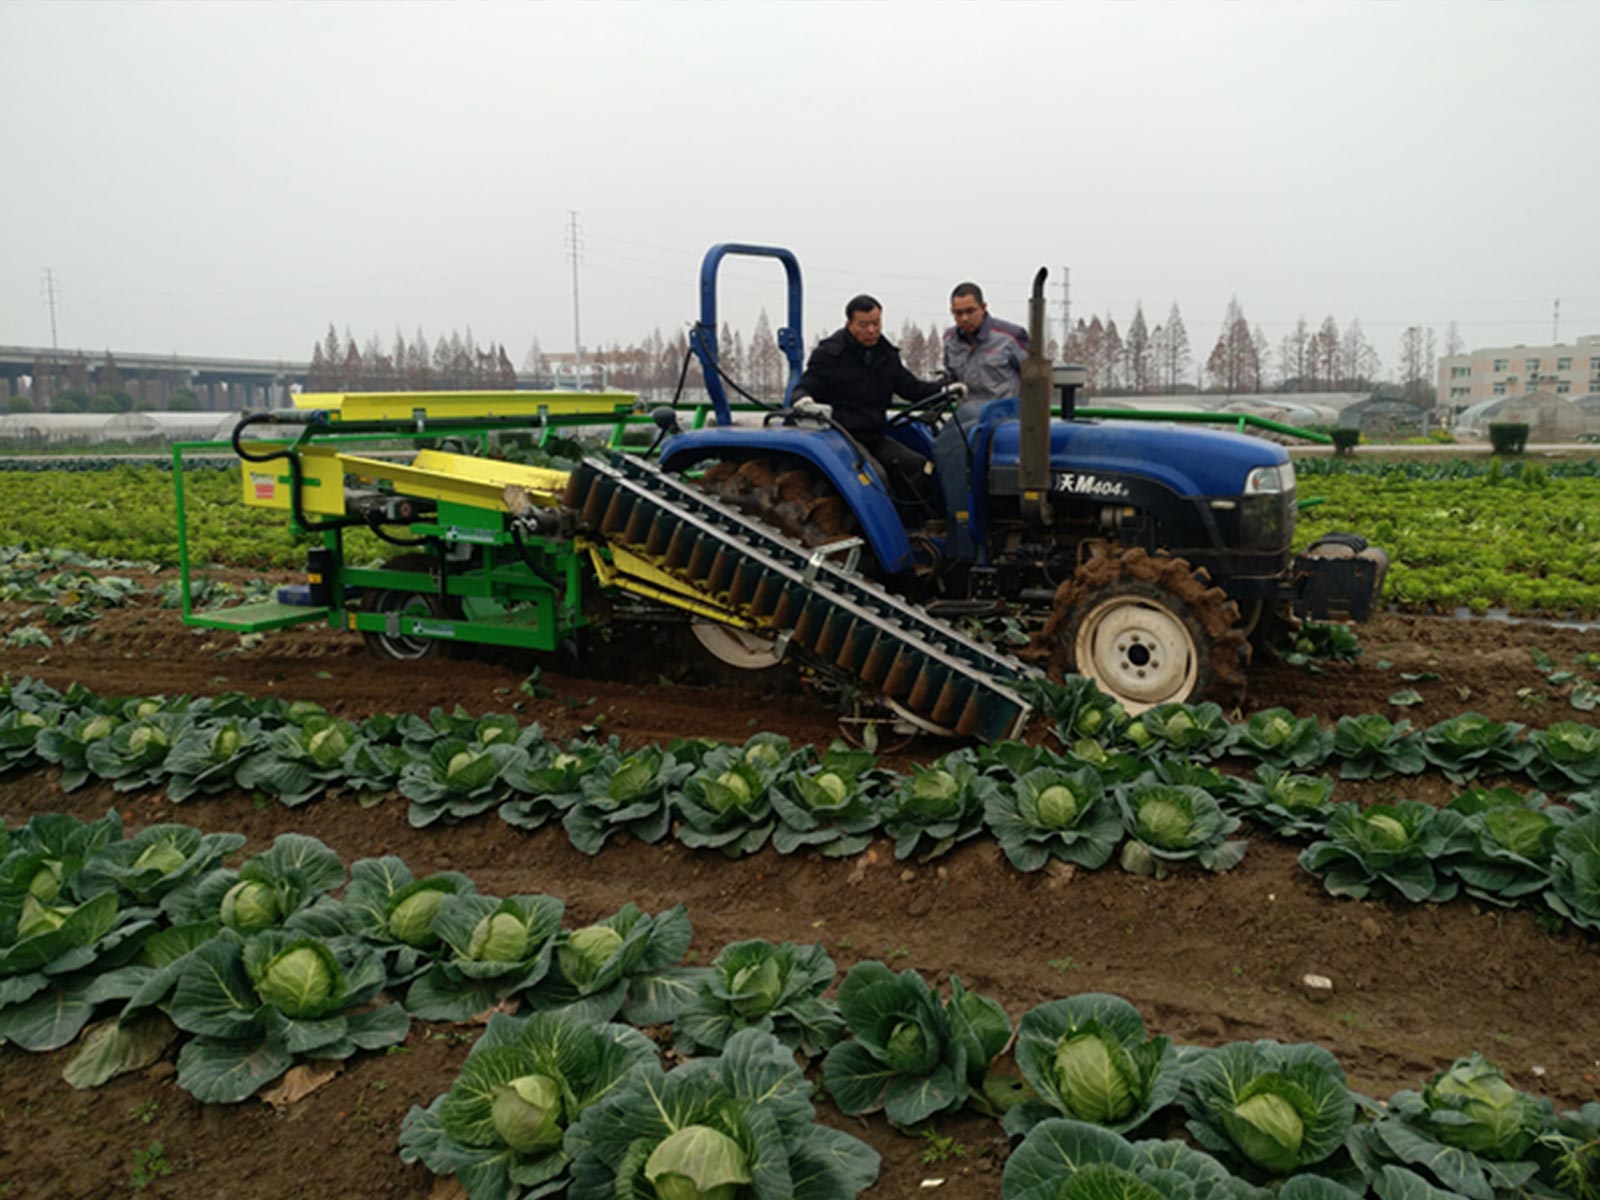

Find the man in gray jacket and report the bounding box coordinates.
[935,282,1029,553]
[942,282,1028,403]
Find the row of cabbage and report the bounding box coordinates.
[2,807,1595,1200]
[3,676,1598,934]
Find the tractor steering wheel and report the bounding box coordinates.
[885,386,961,429]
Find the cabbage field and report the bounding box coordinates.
[1,455,1598,1200]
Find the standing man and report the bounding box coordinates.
[793,293,950,513]
[942,281,1028,402]
[936,282,1029,552]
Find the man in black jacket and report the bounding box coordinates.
[792,294,954,514]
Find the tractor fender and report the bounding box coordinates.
[659,426,916,574]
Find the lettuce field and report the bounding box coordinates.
[1,453,1598,1200]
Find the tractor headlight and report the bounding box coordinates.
[1243,463,1295,495]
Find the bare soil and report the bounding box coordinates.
[1,588,1598,1200]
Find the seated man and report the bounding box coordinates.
[792,293,950,515]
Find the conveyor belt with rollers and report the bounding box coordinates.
[564,454,1039,742]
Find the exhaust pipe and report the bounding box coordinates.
[1018,266,1053,523]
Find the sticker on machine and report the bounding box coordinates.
[251,473,276,501]
[1051,472,1130,498]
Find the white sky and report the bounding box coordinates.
[2,0,1596,373]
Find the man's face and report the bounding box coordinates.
[846,307,883,347]
[951,293,986,336]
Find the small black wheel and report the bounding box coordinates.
[363,553,447,661]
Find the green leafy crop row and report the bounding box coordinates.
[4,676,1599,936]
[3,806,1596,1200]
[1294,461,1600,617]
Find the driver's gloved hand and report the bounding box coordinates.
[948,382,968,399]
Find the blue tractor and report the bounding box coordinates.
[643,244,1385,719]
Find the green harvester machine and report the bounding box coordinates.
[171,390,1042,743]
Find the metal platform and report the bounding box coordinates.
[187,599,329,633]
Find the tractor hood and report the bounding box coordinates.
[987,418,1291,499]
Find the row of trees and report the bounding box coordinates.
[309,305,1464,404]
[305,326,518,393]
[1065,301,1462,400]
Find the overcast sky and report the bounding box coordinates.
[2,0,1596,376]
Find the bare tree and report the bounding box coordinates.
[1101,315,1123,393]
[1252,325,1273,391]
[1398,325,1438,404]
[1160,303,1190,392]
[1339,318,1380,389]
[1205,297,1258,394]
[1124,303,1151,392]
[1278,317,1311,392]
[1312,317,1341,390]
[1444,320,1464,358]
[748,309,784,399]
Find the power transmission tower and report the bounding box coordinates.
[43,273,59,361]
[565,211,584,370]
[1057,267,1070,356]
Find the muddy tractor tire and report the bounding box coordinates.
[1044,546,1249,712]
[696,456,859,547]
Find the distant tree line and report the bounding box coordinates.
[1063,300,1453,405]
[305,326,517,392]
[314,302,1459,406]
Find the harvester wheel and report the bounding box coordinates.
[363,553,449,661]
[1044,546,1248,712]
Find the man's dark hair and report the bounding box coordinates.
[951,282,985,305]
[845,294,881,319]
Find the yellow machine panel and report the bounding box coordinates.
[292,390,638,422]
[340,450,570,511]
[239,444,347,514]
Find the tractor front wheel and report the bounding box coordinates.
[1060,582,1210,711]
[1045,547,1247,712]
[363,554,448,661]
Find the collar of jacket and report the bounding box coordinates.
[833,326,898,359]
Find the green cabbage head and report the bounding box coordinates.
[1036,784,1080,829]
[1224,1090,1306,1174]
[729,955,783,1017]
[491,1073,564,1153]
[644,1124,751,1200]
[220,879,282,932]
[1362,812,1411,851]
[17,895,71,939]
[28,859,64,901]
[1423,1055,1545,1159]
[257,943,339,1017]
[813,772,849,806]
[557,923,624,986]
[909,769,961,817]
[1053,1033,1137,1124]
[388,888,447,947]
[469,912,531,963]
[1134,793,1192,848]
[132,837,189,876]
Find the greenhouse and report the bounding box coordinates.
[0,410,241,449]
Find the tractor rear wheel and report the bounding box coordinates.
[1044,547,1248,712]
[362,553,449,661]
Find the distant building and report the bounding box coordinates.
[1437,334,1600,408]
